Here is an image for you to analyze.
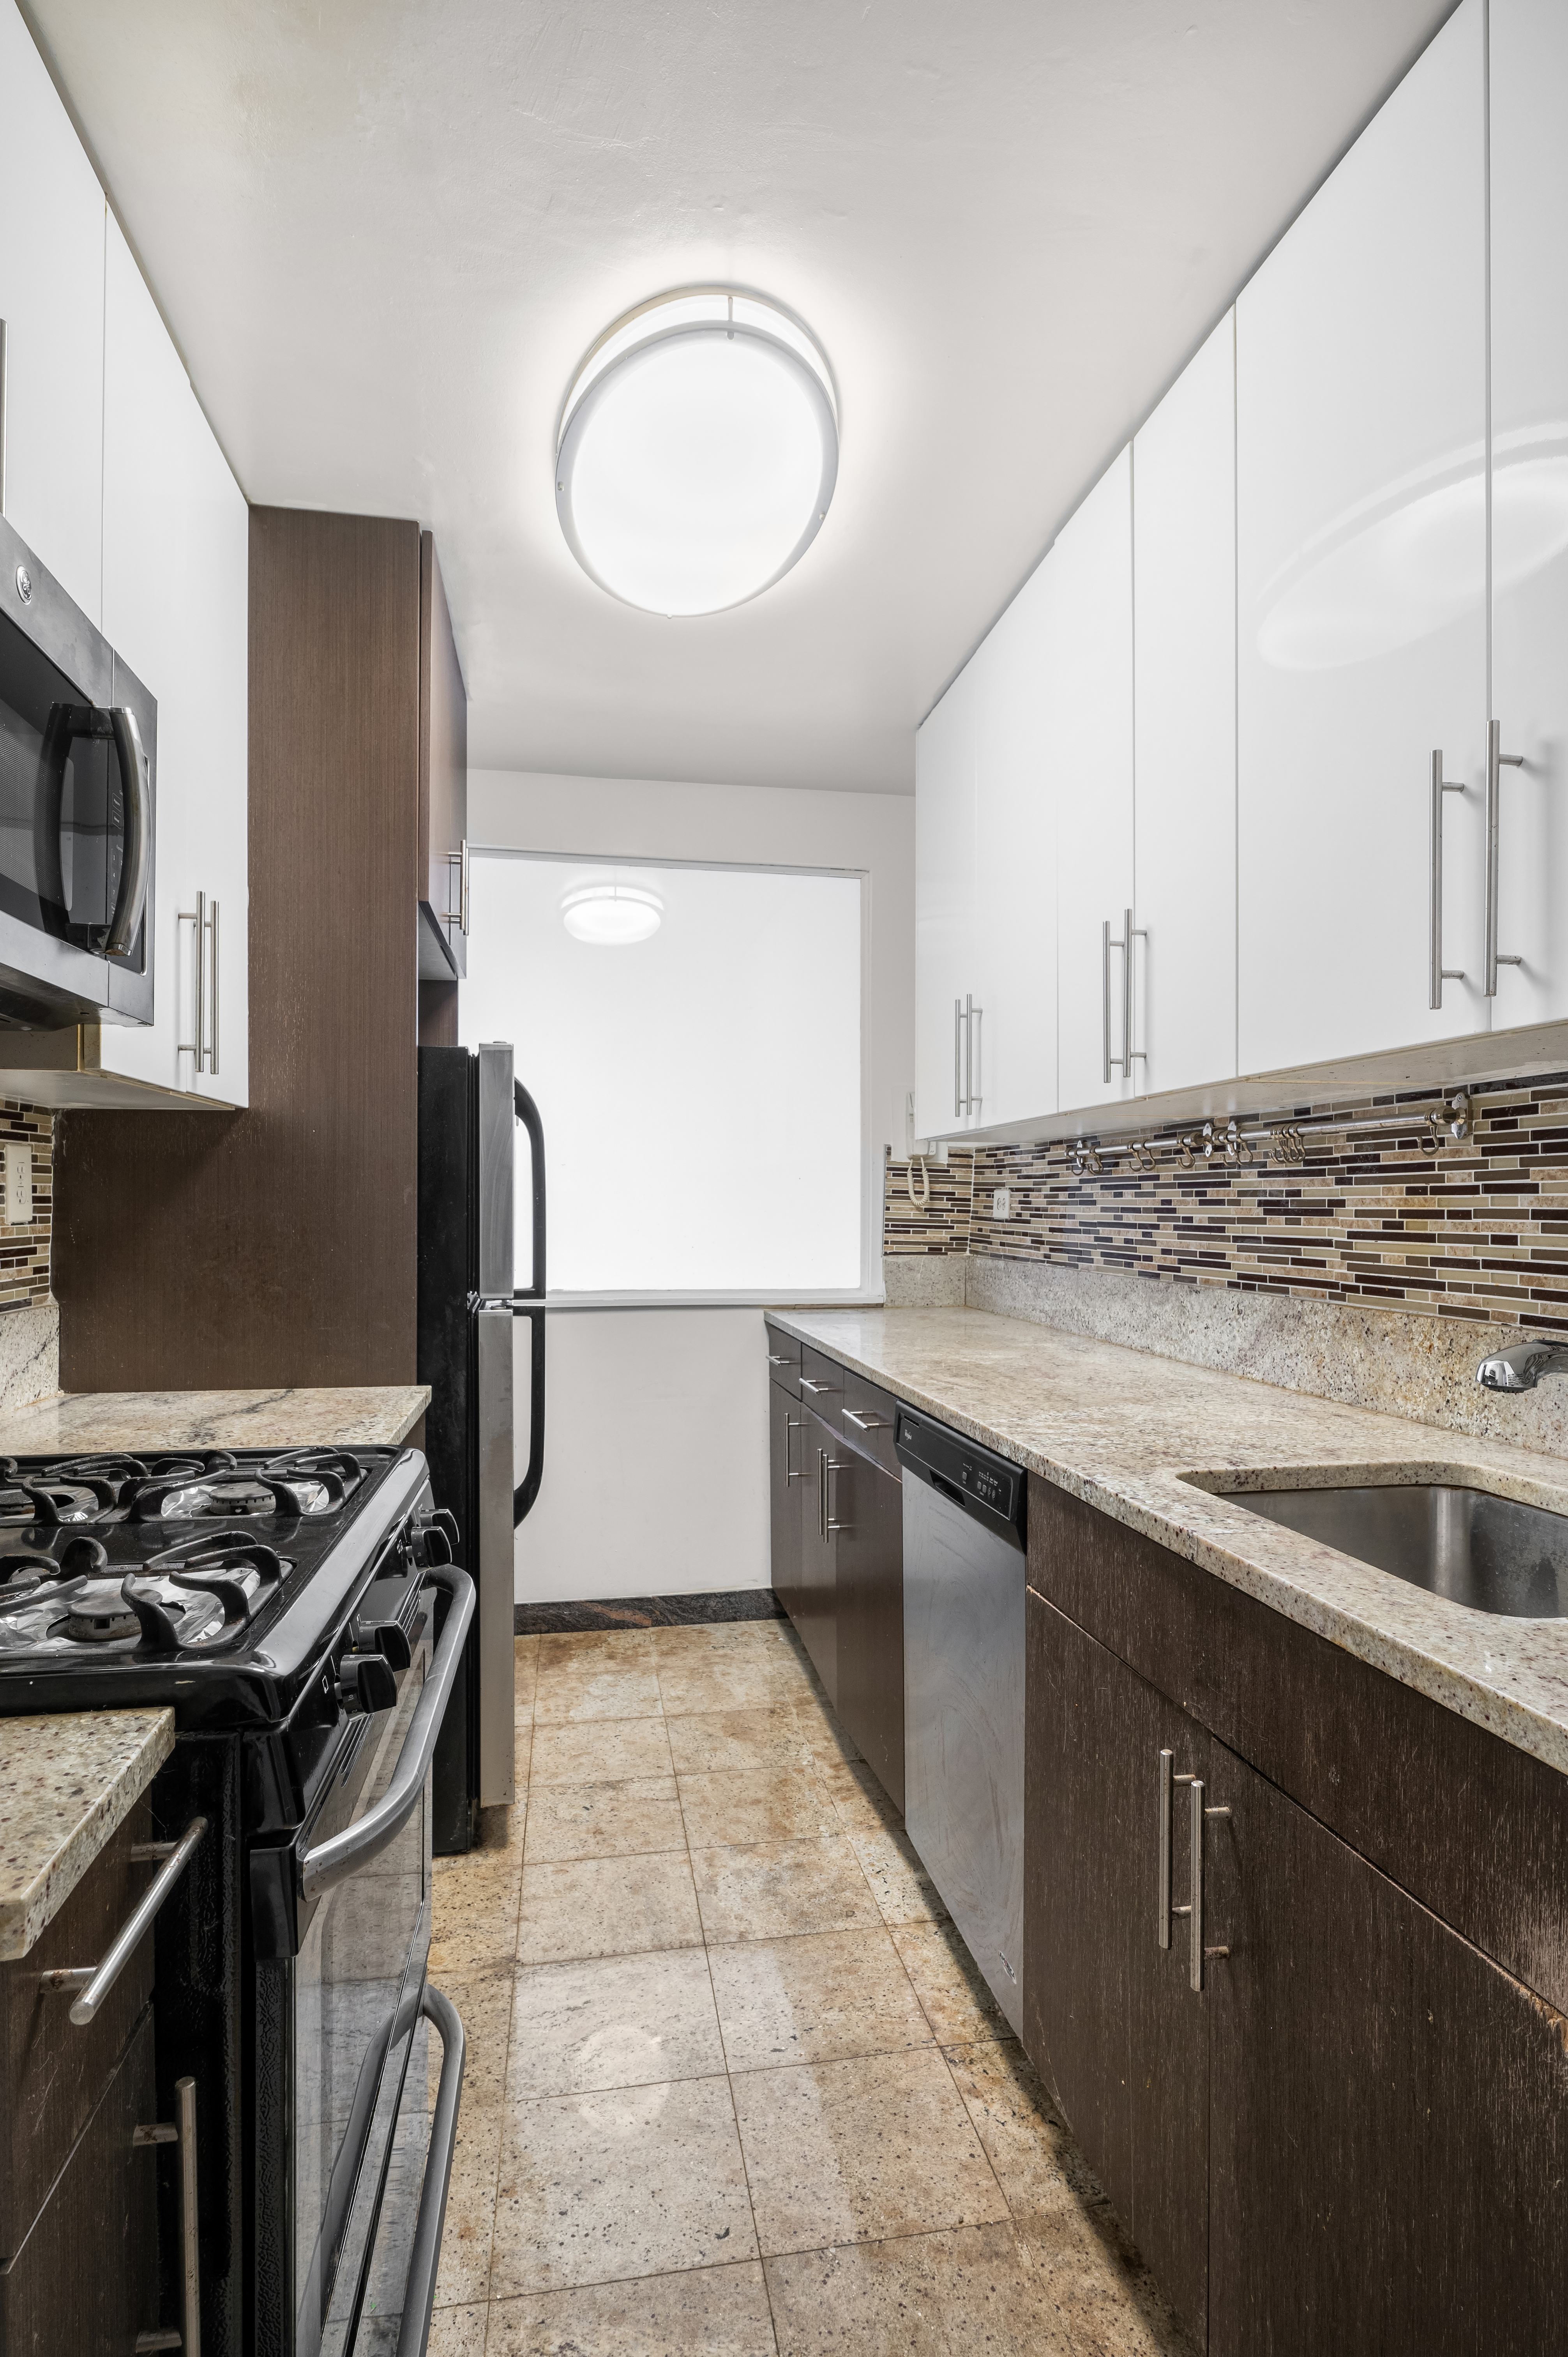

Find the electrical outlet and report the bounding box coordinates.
[992,1186,1012,1219]
[4,1143,30,1228]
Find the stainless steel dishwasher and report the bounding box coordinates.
[897,1407,1027,2036]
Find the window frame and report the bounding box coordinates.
[468,844,878,1308]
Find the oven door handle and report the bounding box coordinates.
[102,705,152,958]
[395,1982,466,2357]
[298,1562,475,1900]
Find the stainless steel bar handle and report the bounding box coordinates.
[42,1816,207,2027]
[784,1414,802,1482]
[460,838,471,936]
[178,2075,201,2357]
[843,1408,885,1432]
[766,1353,793,1364]
[208,899,219,1075]
[299,1562,475,1898]
[194,891,207,1070]
[1157,1750,1173,1949]
[1486,720,1527,995]
[800,1377,833,1396]
[825,1456,847,1533]
[395,1984,466,2357]
[1187,1778,1205,1991]
[964,993,974,1116]
[1430,753,1467,1009]
[955,998,963,1118]
[1122,908,1146,1080]
[818,1446,827,1541]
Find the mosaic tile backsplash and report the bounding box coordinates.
[884,1073,1568,1335]
[0,1101,51,1317]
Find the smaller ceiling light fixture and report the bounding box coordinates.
[555,288,839,617]
[560,879,664,945]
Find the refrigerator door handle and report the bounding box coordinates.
[512,1078,547,1529]
[474,1305,516,1808]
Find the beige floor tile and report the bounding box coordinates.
[473,1803,527,1865]
[816,1756,904,1835]
[655,1652,804,1716]
[677,1766,839,1848]
[733,2044,1009,2256]
[517,1852,702,1965]
[765,2221,1086,2355]
[537,1629,659,1671]
[786,1696,862,1769]
[486,2260,775,2355]
[892,1921,1009,2046]
[942,2039,1098,2229]
[666,1707,824,1777]
[428,2303,488,2357]
[528,1717,674,1787]
[847,1827,950,1926]
[430,1871,523,1975]
[514,1724,533,1785]
[691,1837,883,1945]
[433,2103,504,2306]
[523,1776,685,1863]
[506,1948,724,2098]
[710,1928,934,2070]
[429,1964,516,2109]
[532,1666,665,1724]
[489,2074,758,2293]
[651,1616,795,1660]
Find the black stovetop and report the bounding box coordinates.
[0,1444,432,1728]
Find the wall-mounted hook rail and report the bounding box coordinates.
[1060,1095,1470,1179]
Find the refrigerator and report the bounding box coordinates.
[417,1040,546,1851]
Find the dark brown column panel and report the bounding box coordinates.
[1028,1474,1568,2015]
[55,508,421,1389]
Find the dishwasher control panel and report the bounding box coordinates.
[894,1410,1026,1546]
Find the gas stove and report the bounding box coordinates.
[0,1444,445,1727]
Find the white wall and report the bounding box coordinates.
[470,767,915,1603]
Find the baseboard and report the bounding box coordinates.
[514,1588,787,1634]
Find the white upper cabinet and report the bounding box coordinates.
[1051,450,1136,1115]
[970,558,1056,1130]
[0,6,105,621]
[1488,0,1568,1027]
[914,662,978,1138]
[100,217,249,1105]
[1236,0,1489,1075]
[1134,312,1238,1095]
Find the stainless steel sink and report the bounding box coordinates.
[1225,1483,1568,1618]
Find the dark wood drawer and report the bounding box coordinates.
[1027,1473,1568,2017]
[840,1368,899,1478]
[0,2002,158,2357]
[764,1322,802,1398]
[799,1345,844,1425]
[0,1801,155,2262]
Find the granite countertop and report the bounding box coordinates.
[0,1385,431,1456]
[772,1305,1568,1780]
[0,1708,175,1960]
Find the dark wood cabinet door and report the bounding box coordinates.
[418,530,467,981]
[794,1407,840,1705]
[768,1381,805,1620]
[1208,1742,1568,2357]
[835,1453,905,1812]
[0,2004,158,2357]
[1025,1594,1210,2343]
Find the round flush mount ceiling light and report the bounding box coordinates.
[555,288,838,617]
[560,880,664,945]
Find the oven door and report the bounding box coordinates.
[293,1622,433,2357]
[0,512,155,1027]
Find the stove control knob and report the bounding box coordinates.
[339,1651,398,1715]
[367,1621,412,1670]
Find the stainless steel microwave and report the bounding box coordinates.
[0,510,155,1029]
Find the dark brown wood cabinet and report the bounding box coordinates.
[796,1405,841,1705]
[833,1415,905,1813]
[1026,1479,1568,2356]
[768,1379,805,1627]
[417,529,468,1000]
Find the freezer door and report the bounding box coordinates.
[475,1301,516,1805]
[475,1041,515,1299]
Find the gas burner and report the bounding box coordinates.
[61,1583,143,1644]
[159,1477,287,1521]
[131,1448,366,1523]
[0,1475,114,1528]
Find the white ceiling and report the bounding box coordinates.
[24,0,1453,794]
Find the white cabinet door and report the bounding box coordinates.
[1134,313,1237,1095]
[914,662,978,1139]
[1236,0,1489,1075]
[1051,451,1136,1116]
[971,557,1055,1130]
[1489,0,1568,1026]
[0,7,105,620]
[99,218,249,1105]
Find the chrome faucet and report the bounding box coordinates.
[1476,1337,1568,1392]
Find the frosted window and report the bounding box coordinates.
[459,855,863,1294]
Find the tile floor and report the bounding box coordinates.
[419,1618,1195,2356]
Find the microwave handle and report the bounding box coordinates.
[102,705,151,958]
[297,1560,475,1900]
